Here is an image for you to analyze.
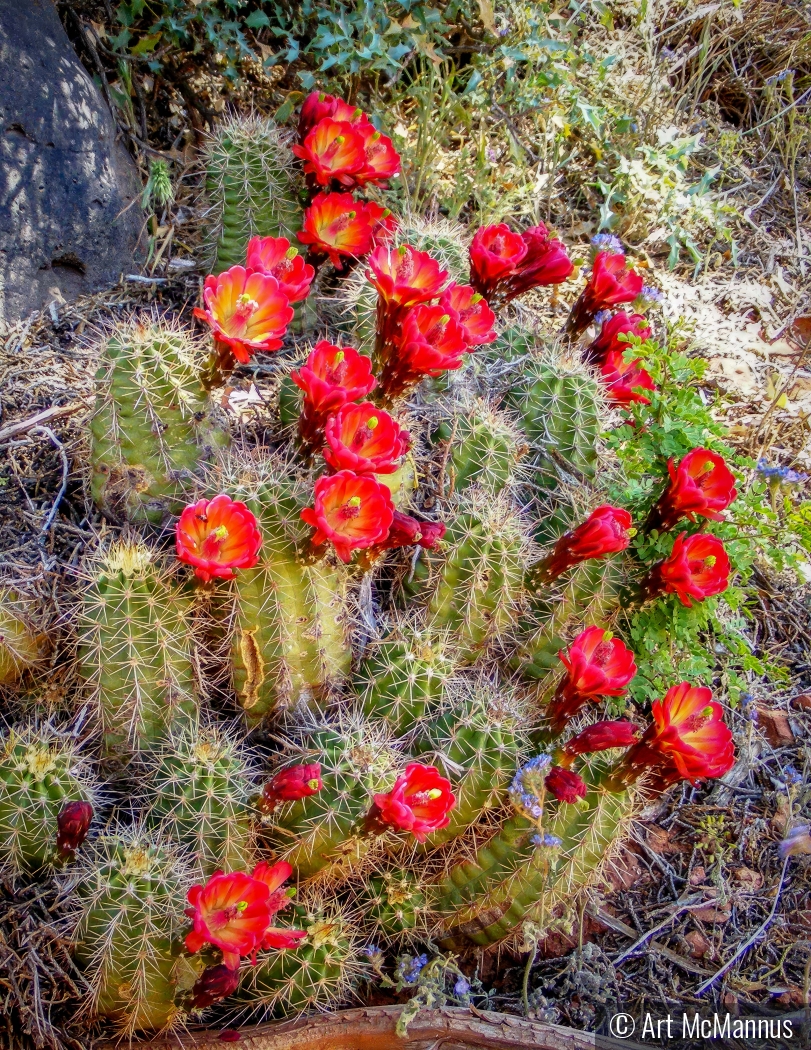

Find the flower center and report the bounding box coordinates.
[325,350,346,384]
[201,524,229,558]
[235,294,259,320]
[340,495,362,520]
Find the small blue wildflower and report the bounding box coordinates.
[591,233,624,254]
[783,469,809,485]
[766,69,794,85]
[396,953,428,984]
[530,804,543,818]
[362,945,380,958]
[454,977,471,996]
[780,824,811,858]
[521,792,537,809]
[531,834,543,846]
[543,834,562,847]
[639,284,664,304]
[782,765,802,787]
[594,310,613,327]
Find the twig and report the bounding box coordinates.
[695,857,790,995]
[0,405,81,444]
[613,893,706,966]
[125,274,169,284]
[33,427,70,539]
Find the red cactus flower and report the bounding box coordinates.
[298,91,366,140]
[190,964,241,1010]
[611,682,735,789]
[297,192,378,269]
[368,244,449,308]
[245,237,315,304]
[259,764,323,812]
[176,495,261,583]
[323,402,409,475]
[292,118,366,187]
[545,766,587,804]
[566,251,645,335]
[644,532,730,607]
[353,122,400,187]
[56,800,93,856]
[583,311,651,367]
[548,627,637,730]
[536,505,633,582]
[439,283,497,347]
[292,341,376,414]
[249,861,306,951]
[469,223,573,306]
[365,201,398,246]
[647,449,737,532]
[372,763,455,842]
[562,721,640,757]
[301,470,395,563]
[379,304,468,400]
[185,871,273,969]
[291,341,377,452]
[260,927,308,950]
[469,223,528,293]
[600,349,656,406]
[194,266,294,364]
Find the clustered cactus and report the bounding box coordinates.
[0,92,742,1038]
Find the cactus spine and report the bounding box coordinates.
[90,320,229,525]
[78,541,199,757]
[204,114,303,273]
[0,725,97,878]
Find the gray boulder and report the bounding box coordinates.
[0,0,143,325]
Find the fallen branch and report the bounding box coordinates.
[0,404,82,445]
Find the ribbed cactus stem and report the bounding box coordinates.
[434,403,526,496]
[89,319,229,525]
[0,589,44,684]
[78,541,199,757]
[204,114,303,273]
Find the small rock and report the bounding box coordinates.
[732,867,763,892]
[684,930,712,959]
[791,693,811,712]
[691,900,732,924]
[757,707,795,747]
[689,865,707,887]
[646,826,671,853]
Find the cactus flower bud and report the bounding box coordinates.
[301,470,394,563]
[323,402,410,474]
[370,510,446,554]
[646,448,737,532]
[372,763,455,842]
[260,764,323,811]
[469,222,573,307]
[190,963,241,1010]
[608,682,735,791]
[545,766,588,804]
[56,800,93,857]
[642,533,730,607]
[534,505,632,583]
[176,494,262,583]
[562,721,639,757]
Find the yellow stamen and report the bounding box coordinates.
[212,525,229,541]
[334,351,345,365]
[701,705,714,719]
[236,900,248,913]
[627,527,638,537]
[367,416,379,430]
[439,314,450,325]
[335,135,345,145]
[398,245,408,256]
[471,293,483,304]
[426,789,442,800]
[602,630,614,642]
[285,246,299,259]
[347,496,362,508]
[704,555,717,568]
[307,779,320,791]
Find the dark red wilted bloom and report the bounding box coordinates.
[536,505,633,583]
[352,122,400,187]
[292,342,376,414]
[219,1031,241,1043]
[371,510,446,554]
[548,626,637,729]
[372,763,455,842]
[292,118,366,187]
[469,223,528,293]
[545,766,587,804]
[469,223,573,306]
[194,266,293,364]
[323,402,409,474]
[647,448,737,532]
[644,532,730,608]
[379,304,468,400]
[56,800,93,856]
[563,721,640,757]
[301,470,394,563]
[190,964,241,1010]
[185,871,272,970]
[298,91,366,140]
[259,764,323,812]
[245,237,314,304]
[566,251,645,336]
[439,283,497,347]
[610,683,735,790]
[176,495,261,583]
[297,192,379,269]
[600,349,656,406]
[584,311,651,367]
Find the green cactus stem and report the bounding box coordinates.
[204,113,303,274]
[0,589,45,685]
[359,871,430,938]
[0,725,97,878]
[70,831,202,1035]
[78,540,199,758]
[433,402,526,496]
[90,319,229,526]
[143,723,257,875]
